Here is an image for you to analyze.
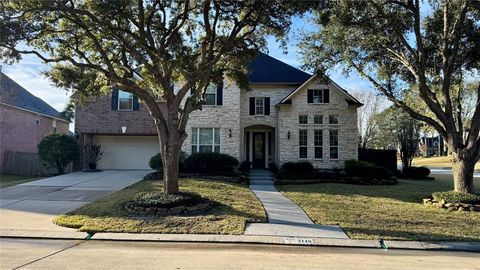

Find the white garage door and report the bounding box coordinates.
[95,135,159,169]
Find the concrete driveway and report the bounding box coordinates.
[0,170,149,232]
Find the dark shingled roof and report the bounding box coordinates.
[248,52,311,84]
[0,71,66,120]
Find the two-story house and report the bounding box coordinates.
[74,53,361,170]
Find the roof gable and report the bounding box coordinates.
[279,74,362,105]
[248,52,311,84]
[0,71,66,120]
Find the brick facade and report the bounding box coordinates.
[0,104,70,172]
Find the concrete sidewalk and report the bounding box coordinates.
[1,230,479,253]
[0,170,148,232]
[245,170,348,239]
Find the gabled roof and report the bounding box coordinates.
[248,52,312,84]
[279,73,362,105]
[0,71,68,121]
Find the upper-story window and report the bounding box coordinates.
[249,97,270,116]
[299,115,308,125]
[329,115,339,125]
[204,84,217,105]
[118,90,134,110]
[308,89,330,104]
[255,97,264,115]
[314,115,323,125]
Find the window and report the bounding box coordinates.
[118,90,134,110]
[314,115,323,125]
[299,129,308,158]
[191,128,220,154]
[255,97,264,115]
[314,130,323,159]
[299,115,308,125]
[329,115,339,125]
[52,120,57,133]
[204,84,217,105]
[308,89,330,104]
[329,130,339,159]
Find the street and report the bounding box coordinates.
[1,238,479,270]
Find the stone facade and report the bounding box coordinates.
[277,79,359,168]
[75,75,359,169]
[181,81,242,161]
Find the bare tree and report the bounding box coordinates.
[351,89,386,149]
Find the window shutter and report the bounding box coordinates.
[324,89,330,103]
[264,97,270,115]
[216,82,223,106]
[307,89,313,104]
[133,96,139,110]
[111,89,119,110]
[249,97,255,115]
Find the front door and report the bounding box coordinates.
[252,132,266,168]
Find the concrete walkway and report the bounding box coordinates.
[245,170,348,239]
[0,170,148,232]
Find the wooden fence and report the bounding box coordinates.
[3,151,72,176]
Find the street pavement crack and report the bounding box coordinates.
[12,240,85,270]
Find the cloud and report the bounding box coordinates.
[2,54,70,111]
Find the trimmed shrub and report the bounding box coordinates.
[268,162,278,173]
[278,162,314,179]
[402,166,431,179]
[183,152,239,175]
[344,159,394,179]
[148,152,187,172]
[133,191,206,208]
[37,134,80,174]
[238,160,252,172]
[149,153,163,171]
[432,191,480,204]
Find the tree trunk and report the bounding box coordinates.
[163,146,180,194]
[158,128,184,194]
[451,155,475,193]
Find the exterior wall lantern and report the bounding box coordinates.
[287,130,291,140]
[229,129,232,138]
[121,126,127,133]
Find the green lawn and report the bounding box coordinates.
[0,174,40,188]
[54,178,266,234]
[413,156,480,170]
[278,174,480,241]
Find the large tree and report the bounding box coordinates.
[0,0,307,193]
[300,0,480,193]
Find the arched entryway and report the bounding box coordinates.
[244,125,275,169]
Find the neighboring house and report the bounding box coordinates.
[75,53,361,170]
[0,71,70,173]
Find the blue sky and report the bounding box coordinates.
[1,16,373,112]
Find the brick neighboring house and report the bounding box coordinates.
[75,53,361,170]
[0,71,70,173]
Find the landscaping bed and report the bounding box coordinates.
[54,178,266,234]
[277,174,480,241]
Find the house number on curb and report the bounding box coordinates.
[283,237,314,245]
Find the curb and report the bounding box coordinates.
[1,230,479,252]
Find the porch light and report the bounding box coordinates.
[121,126,127,133]
[287,130,291,140]
[229,129,232,138]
